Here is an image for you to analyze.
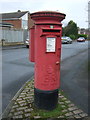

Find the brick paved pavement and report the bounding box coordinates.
[2,79,88,119]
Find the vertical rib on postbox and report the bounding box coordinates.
[29,26,35,62]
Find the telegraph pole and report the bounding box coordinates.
[88,1,90,39]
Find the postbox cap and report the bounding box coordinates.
[30,11,66,22]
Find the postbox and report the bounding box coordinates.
[29,26,35,62]
[29,11,66,110]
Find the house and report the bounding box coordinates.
[78,28,87,35]
[2,10,34,30]
[78,28,89,36]
[1,10,35,45]
[78,28,90,39]
[0,22,14,29]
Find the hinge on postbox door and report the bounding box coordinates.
[56,61,60,65]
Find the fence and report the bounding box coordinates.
[1,29,28,43]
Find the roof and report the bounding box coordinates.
[2,11,29,20]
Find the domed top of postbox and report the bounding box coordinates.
[30,11,66,24]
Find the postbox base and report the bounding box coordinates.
[34,88,58,110]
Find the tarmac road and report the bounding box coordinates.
[61,41,88,114]
[2,48,34,112]
[2,41,88,113]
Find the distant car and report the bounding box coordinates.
[25,37,29,48]
[77,37,85,42]
[61,36,72,44]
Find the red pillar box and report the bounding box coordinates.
[29,26,35,62]
[29,11,66,110]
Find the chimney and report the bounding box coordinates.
[17,10,21,12]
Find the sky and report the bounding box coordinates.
[0,0,89,28]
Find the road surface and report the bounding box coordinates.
[61,41,88,114]
[2,41,88,114]
[2,48,34,112]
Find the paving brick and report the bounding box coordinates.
[10,109,15,113]
[18,100,26,104]
[12,105,19,109]
[58,101,64,104]
[25,96,33,99]
[16,98,23,101]
[57,116,64,118]
[21,92,26,95]
[27,84,31,86]
[20,103,27,106]
[26,97,33,100]
[68,104,75,107]
[65,112,73,117]
[30,89,34,92]
[79,113,88,117]
[59,95,64,98]
[74,114,81,118]
[65,100,71,104]
[26,99,34,103]
[68,106,78,111]
[31,108,33,111]
[13,115,23,118]
[34,116,41,118]
[62,109,68,113]
[25,100,32,104]
[14,102,18,105]
[67,116,75,119]
[25,113,31,117]
[73,109,83,114]
[25,87,30,90]
[13,116,19,119]
[23,97,30,100]
[62,97,67,101]
[29,93,34,96]
[23,90,29,93]
[8,113,13,117]
[19,95,26,98]
[14,111,23,116]
[61,105,66,108]
[24,108,33,112]
[16,106,28,111]
[24,103,32,108]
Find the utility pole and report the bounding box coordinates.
[88,1,90,39]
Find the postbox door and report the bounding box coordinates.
[35,34,61,91]
[45,36,61,90]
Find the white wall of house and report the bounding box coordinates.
[21,13,28,29]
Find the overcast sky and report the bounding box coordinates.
[0,0,89,28]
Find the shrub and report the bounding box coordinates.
[69,34,76,40]
[78,34,87,39]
